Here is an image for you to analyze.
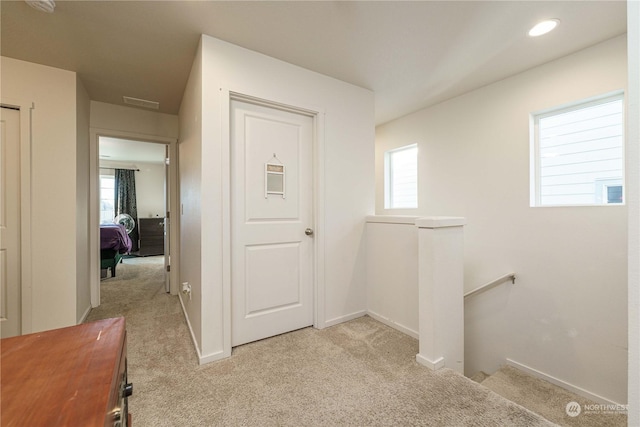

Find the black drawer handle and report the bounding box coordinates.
[124,383,133,397]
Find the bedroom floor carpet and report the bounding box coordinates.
[86,259,555,426]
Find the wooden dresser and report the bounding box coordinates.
[1,317,132,427]
[138,217,165,256]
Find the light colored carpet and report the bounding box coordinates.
[86,260,555,426]
[120,255,165,266]
[481,365,627,427]
[470,371,490,383]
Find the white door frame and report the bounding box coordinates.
[89,128,180,307]
[221,90,326,354]
[0,99,33,335]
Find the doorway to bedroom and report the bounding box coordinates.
[98,137,169,304]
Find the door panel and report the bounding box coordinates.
[244,116,301,222]
[1,107,21,338]
[231,99,313,346]
[245,242,301,316]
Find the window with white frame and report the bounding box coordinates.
[384,144,418,209]
[531,93,624,206]
[100,174,116,224]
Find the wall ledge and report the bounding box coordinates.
[366,215,420,224]
[415,216,466,229]
[367,216,466,228]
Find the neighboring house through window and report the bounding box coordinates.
[531,92,624,206]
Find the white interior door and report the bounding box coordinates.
[1,107,21,338]
[231,99,314,347]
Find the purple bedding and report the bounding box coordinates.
[100,224,132,254]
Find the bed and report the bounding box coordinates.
[100,224,132,278]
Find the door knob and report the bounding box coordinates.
[305,228,314,236]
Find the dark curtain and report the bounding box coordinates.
[114,169,139,252]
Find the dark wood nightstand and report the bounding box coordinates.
[138,217,165,256]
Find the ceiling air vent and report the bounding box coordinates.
[123,96,160,110]
[25,0,55,13]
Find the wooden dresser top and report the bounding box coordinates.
[1,317,126,427]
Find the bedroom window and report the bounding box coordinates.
[531,92,624,206]
[384,144,418,209]
[100,175,116,224]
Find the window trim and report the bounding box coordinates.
[530,91,625,207]
[384,143,418,210]
[99,174,116,224]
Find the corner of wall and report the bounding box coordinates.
[76,76,92,323]
[177,36,204,355]
[627,0,640,422]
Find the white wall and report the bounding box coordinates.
[76,77,91,323]
[99,160,165,219]
[366,217,419,338]
[1,57,79,332]
[375,36,627,404]
[179,35,374,362]
[135,163,165,218]
[627,1,640,423]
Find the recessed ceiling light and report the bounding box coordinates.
[528,19,560,37]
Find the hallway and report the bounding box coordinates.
[85,259,552,426]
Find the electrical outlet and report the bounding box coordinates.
[181,282,192,301]
[181,282,191,294]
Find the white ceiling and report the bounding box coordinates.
[0,1,627,125]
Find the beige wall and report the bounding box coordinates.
[375,36,627,404]
[178,38,204,349]
[76,76,91,323]
[88,101,179,305]
[0,57,179,332]
[90,101,178,139]
[1,56,79,332]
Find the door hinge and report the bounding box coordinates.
[166,265,171,272]
[166,211,170,219]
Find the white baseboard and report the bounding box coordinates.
[506,359,623,406]
[178,294,201,357]
[178,294,229,365]
[78,304,92,324]
[199,349,228,365]
[323,310,367,328]
[416,354,445,370]
[366,310,418,339]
